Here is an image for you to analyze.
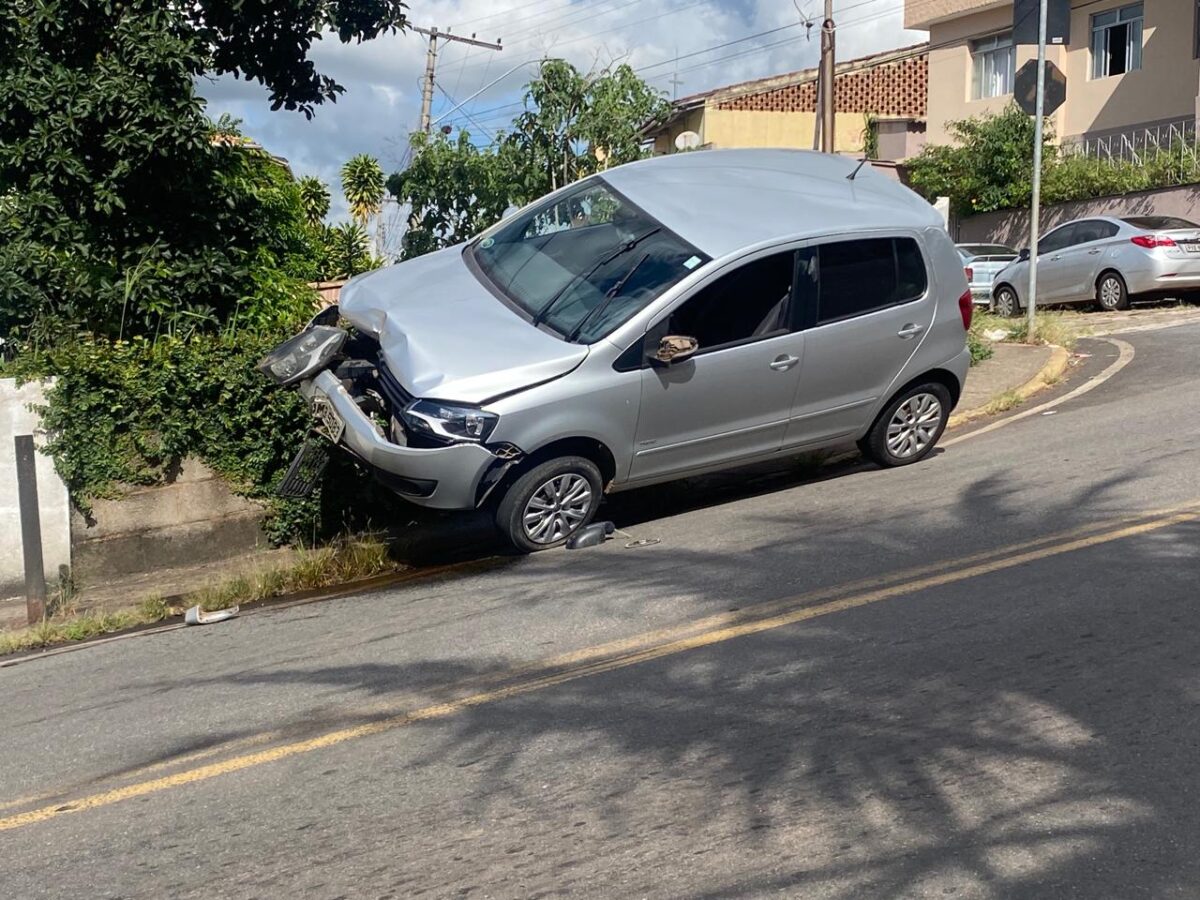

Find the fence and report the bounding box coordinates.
[1060,119,1200,182]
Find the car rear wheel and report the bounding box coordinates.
[993,286,1021,318]
[858,382,952,468]
[495,456,603,552]
[1096,271,1130,311]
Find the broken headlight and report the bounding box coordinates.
[257,326,348,387]
[402,400,499,443]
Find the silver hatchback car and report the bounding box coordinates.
[991,215,1200,317]
[262,150,973,551]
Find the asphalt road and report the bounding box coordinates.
[3,323,1200,899]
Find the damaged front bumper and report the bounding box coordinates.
[299,370,515,510]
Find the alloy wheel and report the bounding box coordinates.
[994,288,1018,318]
[886,393,943,460]
[522,473,593,544]
[1099,276,1123,310]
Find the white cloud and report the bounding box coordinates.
[202,0,923,223]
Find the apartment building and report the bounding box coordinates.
[906,0,1200,148]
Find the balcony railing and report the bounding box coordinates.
[1061,118,1197,166]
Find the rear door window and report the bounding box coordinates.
[813,237,928,325]
[1073,220,1119,244]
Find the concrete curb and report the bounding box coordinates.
[947,344,1071,430]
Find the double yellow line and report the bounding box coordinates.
[3,501,1198,833]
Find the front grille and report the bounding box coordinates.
[376,361,413,409]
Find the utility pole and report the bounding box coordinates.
[819,0,836,153]
[1027,0,1048,342]
[410,26,503,134]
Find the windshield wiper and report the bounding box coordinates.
[567,252,650,342]
[530,227,662,330]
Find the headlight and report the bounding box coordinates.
[256,326,347,386]
[402,400,499,443]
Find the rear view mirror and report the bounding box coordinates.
[654,335,699,365]
[1018,247,1031,261]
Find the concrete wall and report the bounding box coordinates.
[71,458,267,585]
[0,379,71,600]
[954,182,1200,245]
[922,1,1200,147]
[907,0,1005,30]
[701,108,868,153]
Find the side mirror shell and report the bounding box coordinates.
[1018,247,1031,261]
[651,335,699,366]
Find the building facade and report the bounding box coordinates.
[906,0,1200,148]
[645,45,929,161]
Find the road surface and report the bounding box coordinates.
[2,324,1199,898]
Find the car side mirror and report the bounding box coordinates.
[1018,248,1031,261]
[652,335,699,366]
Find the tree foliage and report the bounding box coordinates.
[299,176,332,226]
[390,59,671,259]
[906,105,1052,217]
[340,154,386,226]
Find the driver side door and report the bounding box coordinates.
[627,250,806,483]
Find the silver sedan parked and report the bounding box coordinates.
[956,243,1018,305]
[991,215,1200,317]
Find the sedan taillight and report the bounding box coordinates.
[964,266,974,282]
[1131,234,1176,249]
[959,290,973,330]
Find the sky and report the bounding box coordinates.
[202,0,924,241]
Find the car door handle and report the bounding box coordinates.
[1088,249,1102,255]
[1050,255,1062,261]
[769,355,800,371]
[897,323,925,339]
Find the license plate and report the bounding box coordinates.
[310,396,344,444]
[1184,243,1200,254]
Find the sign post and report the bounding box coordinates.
[1026,0,1049,343]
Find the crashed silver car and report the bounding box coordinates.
[261,149,973,551]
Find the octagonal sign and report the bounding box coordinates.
[1015,59,1066,117]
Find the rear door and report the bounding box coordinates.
[628,250,806,482]
[785,235,935,446]
[1057,219,1120,301]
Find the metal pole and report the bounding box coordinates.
[1026,0,1048,341]
[14,435,46,624]
[419,27,439,134]
[820,0,836,153]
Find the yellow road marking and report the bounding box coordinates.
[2,502,1197,833]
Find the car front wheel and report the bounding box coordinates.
[858,382,952,468]
[495,456,603,552]
[993,286,1021,318]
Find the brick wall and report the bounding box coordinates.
[714,55,927,118]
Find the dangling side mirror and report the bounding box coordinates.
[652,335,699,366]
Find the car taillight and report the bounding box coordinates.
[964,266,974,282]
[958,290,973,330]
[1131,234,1176,248]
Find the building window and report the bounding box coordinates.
[971,33,1015,99]
[1092,3,1143,78]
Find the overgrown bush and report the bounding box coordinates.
[4,331,408,544]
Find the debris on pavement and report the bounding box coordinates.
[184,605,240,626]
[565,521,615,550]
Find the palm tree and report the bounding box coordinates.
[340,154,386,257]
[298,176,331,228]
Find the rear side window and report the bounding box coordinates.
[1122,216,1199,230]
[1073,220,1119,244]
[668,251,795,351]
[815,238,927,325]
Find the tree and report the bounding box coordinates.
[389,59,671,259]
[322,222,377,279]
[906,105,1053,217]
[387,131,514,260]
[341,154,386,256]
[299,177,332,227]
[0,1,404,341]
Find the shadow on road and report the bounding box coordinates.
[127,465,1200,896]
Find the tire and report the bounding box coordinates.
[1096,271,1130,311]
[858,381,953,468]
[495,456,603,552]
[993,285,1021,318]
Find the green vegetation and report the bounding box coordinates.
[907,104,1200,217]
[0,536,396,656]
[391,59,672,258]
[970,309,1089,351]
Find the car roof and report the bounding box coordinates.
[601,149,943,259]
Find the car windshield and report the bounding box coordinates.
[467,180,708,343]
[1121,216,1199,230]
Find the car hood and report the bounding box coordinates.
[338,246,588,404]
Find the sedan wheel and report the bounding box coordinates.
[1096,272,1130,311]
[993,287,1020,318]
